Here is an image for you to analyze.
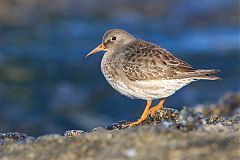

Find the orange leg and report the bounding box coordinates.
[129,100,152,127]
[148,98,166,115]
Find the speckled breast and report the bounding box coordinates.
[101,52,136,99]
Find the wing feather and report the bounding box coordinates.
[121,40,196,81]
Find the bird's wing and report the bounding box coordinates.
[121,40,197,81]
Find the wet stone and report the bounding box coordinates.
[142,108,179,125]
[178,107,207,131]
[107,120,131,130]
[230,114,240,125]
[106,108,179,130]
[92,127,108,132]
[207,114,240,126]
[196,92,240,117]
[0,132,35,145]
[64,130,84,137]
[158,120,177,128]
[207,115,227,124]
[37,134,63,141]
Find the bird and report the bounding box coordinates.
[84,29,221,127]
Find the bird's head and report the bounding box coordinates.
[84,29,135,59]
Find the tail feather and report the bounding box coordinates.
[196,69,221,75]
[191,69,221,80]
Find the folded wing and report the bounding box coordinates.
[121,40,220,81]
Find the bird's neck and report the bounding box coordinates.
[102,51,114,64]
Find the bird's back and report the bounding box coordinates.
[117,40,220,81]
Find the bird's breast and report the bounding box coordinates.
[101,52,135,98]
[101,52,121,84]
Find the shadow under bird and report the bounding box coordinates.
[84,29,221,127]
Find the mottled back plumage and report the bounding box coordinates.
[120,40,220,81]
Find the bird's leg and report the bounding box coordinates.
[147,98,166,115]
[129,100,152,127]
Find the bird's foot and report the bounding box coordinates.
[128,117,146,128]
[147,98,166,116]
[147,107,160,116]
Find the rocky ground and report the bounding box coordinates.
[0,92,239,160]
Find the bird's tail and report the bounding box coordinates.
[191,69,221,80]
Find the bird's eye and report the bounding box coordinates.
[111,36,116,40]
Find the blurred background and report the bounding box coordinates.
[0,0,239,136]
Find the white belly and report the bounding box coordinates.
[104,77,194,100]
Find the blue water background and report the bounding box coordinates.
[0,0,239,136]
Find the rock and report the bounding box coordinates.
[178,107,207,131]
[107,120,131,130]
[0,93,239,160]
[37,134,63,141]
[0,132,35,146]
[64,130,84,137]
[0,118,239,160]
[230,114,240,125]
[143,108,179,125]
[106,108,179,130]
[195,92,240,117]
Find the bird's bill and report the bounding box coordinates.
[84,43,106,59]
